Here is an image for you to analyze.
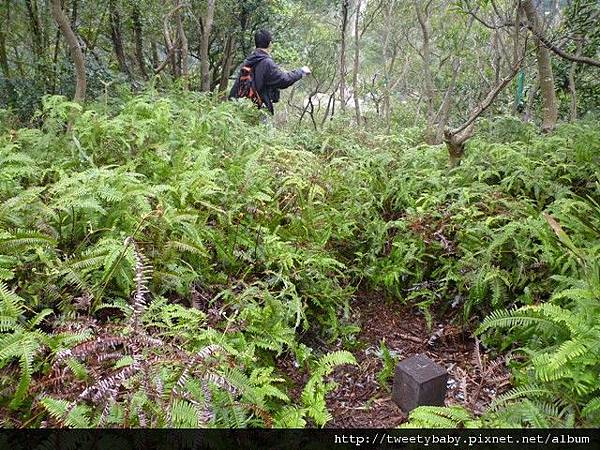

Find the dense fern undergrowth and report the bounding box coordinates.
[0,91,599,428]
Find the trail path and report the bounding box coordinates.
[323,294,511,427]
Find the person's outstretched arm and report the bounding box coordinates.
[265,59,309,89]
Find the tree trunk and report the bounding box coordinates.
[51,0,86,103]
[381,0,395,130]
[492,31,500,85]
[70,0,79,28]
[0,31,8,78]
[414,0,436,143]
[444,64,521,166]
[200,0,215,92]
[157,5,186,78]
[132,4,148,79]
[25,0,44,59]
[0,4,8,78]
[523,81,538,123]
[322,82,339,127]
[12,45,25,78]
[434,60,461,143]
[163,7,179,78]
[109,0,130,77]
[238,4,249,57]
[25,0,52,89]
[151,40,159,68]
[175,0,189,87]
[50,25,61,94]
[339,0,349,113]
[218,34,236,95]
[444,127,474,168]
[568,38,581,122]
[522,0,558,132]
[512,2,521,64]
[352,0,362,125]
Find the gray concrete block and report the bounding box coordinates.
[392,353,448,413]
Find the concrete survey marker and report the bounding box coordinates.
[392,354,448,413]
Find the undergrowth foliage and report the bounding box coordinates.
[0,92,599,427]
[43,238,237,427]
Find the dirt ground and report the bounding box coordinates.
[323,294,511,427]
[275,292,512,428]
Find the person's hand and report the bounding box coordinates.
[301,66,311,76]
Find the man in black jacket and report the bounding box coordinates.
[229,30,310,115]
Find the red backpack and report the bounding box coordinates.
[236,65,263,107]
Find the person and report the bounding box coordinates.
[229,29,311,116]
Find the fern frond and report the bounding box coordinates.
[169,398,203,427]
[403,405,473,428]
[489,385,551,411]
[125,238,151,331]
[40,397,92,428]
[533,337,593,382]
[582,396,600,421]
[0,282,25,329]
[312,350,356,377]
[273,406,307,428]
[0,230,56,252]
[477,308,559,334]
[166,239,208,257]
[174,344,223,393]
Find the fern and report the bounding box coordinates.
[169,398,204,428]
[300,350,356,427]
[0,230,56,252]
[273,406,307,428]
[2,92,600,429]
[582,396,600,422]
[40,397,92,428]
[0,282,52,409]
[0,281,25,331]
[403,405,477,428]
[479,260,600,425]
[477,307,560,334]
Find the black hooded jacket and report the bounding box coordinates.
[229,49,304,114]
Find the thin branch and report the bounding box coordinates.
[153,3,187,74]
[450,60,522,137]
[464,1,600,67]
[529,25,600,68]
[360,0,384,38]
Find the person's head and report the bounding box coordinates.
[254,29,273,50]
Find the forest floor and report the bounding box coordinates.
[278,292,513,428]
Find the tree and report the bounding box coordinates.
[132,4,148,79]
[568,37,582,121]
[175,0,189,87]
[1,0,598,127]
[0,1,9,78]
[413,0,477,144]
[200,0,215,91]
[51,0,86,103]
[444,62,522,167]
[339,0,349,113]
[109,0,131,78]
[218,34,236,94]
[352,0,362,125]
[414,0,436,142]
[522,0,558,132]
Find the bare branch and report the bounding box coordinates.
[464,0,600,67]
[153,3,188,74]
[360,0,384,38]
[449,61,522,139]
[528,25,600,68]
